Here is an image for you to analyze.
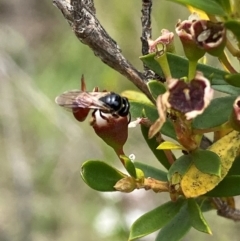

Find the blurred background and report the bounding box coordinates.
[0,1,239,241]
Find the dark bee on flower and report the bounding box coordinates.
[55,90,130,121]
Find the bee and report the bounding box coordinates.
[55,90,130,122]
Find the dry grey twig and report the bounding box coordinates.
[53,0,155,103]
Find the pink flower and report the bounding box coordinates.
[176,14,205,61]
[149,72,213,138]
[229,96,240,131]
[176,14,226,58]
[167,72,213,119]
[191,20,226,56]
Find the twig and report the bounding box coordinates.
[141,0,163,81]
[53,0,155,103]
[81,0,95,14]
[200,135,212,149]
[141,0,152,56]
[212,197,240,221]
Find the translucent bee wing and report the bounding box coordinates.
[55,90,110,111]
[75,92,110,110]
[55,90,81,108]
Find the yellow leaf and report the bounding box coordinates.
[121,90,152,104]
[157,141,186,150]
[181,131,240,198]
[187,6,209,20]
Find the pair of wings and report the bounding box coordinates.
[55,90,112,111]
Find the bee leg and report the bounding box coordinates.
[127,113,131,124]
[90,110,97,126]
[99,111,110,122]
[112,113,119,119]
[110,112,131,124]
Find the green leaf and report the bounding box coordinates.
[129,200,184,241]
[224,73,240,87]
[166,0,226,16]
[141,123,172,170]
[130,101,176,140]
[187,199,212,234]
[193,96,236,130]
[212,85,240,95]
[155,202,191,241]
[228,155,240,176]
[198,198,214,212]
[192,150,221,176]
[134,162,168,181]
[120,155,136,178]
[129,100,157,122]
[160,121,176,140]
[140,53,210,81]
[225,20,240,43]
[140,53,240,95]
[214,0,231,14]
[147,80,166,100]
[168,154,192,181]
[81,160,126,191]
[206,175,240,197]
[122,90,163,132]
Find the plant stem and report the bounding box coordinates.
[218,51,238,73]
[154,44,172,81]
[188,59,197,81]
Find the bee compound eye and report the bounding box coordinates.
[117,97,130,117]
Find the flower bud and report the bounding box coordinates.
[176,17,205,61]
[91,111,128,155]
[72,107,91,122]
[114,177,136,193]
[148,29,175,53]
[71,75,92,122]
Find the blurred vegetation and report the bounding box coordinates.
[0,1,239,241]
